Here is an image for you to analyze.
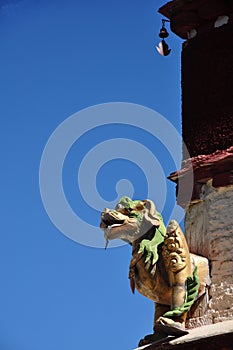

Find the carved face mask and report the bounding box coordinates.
[100,196,162,246]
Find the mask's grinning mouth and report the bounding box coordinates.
[102,219,125,227]
[107,222,124,228]
[104,222,125,249]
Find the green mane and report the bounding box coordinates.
[117,197,166,265]
[138,212,166,265]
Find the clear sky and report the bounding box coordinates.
[0,1,184,349]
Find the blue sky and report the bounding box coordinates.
[0,1,184,349]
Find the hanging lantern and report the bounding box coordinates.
[156,19,171,56]
[159,22,169,38]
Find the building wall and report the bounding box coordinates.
[185,182,233,325]
[182,22,233,159]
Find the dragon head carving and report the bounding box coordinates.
[100,196,161,245]
[100,197,211,346]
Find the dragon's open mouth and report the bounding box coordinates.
[102,219,125,227]
[100,209,128,231]
[100,199,146,246]
[100,214,128,248]
[101,220,126,249]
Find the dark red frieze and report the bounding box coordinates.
[181,21,233,158]
[168,147,233,207]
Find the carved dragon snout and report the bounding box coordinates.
[100,197,162,245]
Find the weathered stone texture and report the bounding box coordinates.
[185,182,233,324]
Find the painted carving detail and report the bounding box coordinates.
[100,197,210,346]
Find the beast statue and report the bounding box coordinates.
[100,196,210,346]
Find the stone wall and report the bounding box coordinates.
[185,182,233,325]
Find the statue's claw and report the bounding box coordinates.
[155,316,189,336]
